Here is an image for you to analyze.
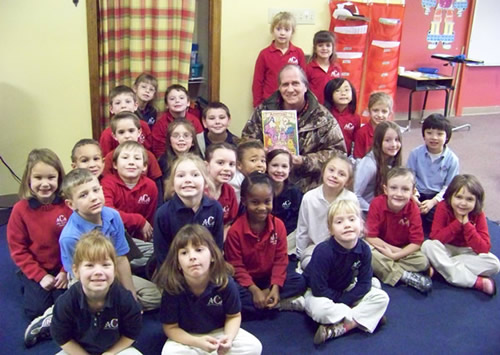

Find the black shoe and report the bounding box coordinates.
[403,272,432,294]
[24,309,52,348]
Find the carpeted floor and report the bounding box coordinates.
[2,222,500,355]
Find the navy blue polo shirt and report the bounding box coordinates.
[50,281,142,354]
[160,277,240,334]
[153,194,224,266]
[272,183,303,234]
[202,129,239,148]
[304,238,372,306]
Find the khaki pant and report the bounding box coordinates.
[421,240,500,288]
[370,246,429,286]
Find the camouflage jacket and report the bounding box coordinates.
[242,90,346,192]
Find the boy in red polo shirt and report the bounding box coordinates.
[252,12,306,108]
[365,167,432,294]
[99,85,152,156]
[101,141,157,241]
[353,92,392,159]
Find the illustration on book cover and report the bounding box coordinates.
[261,110,299,155]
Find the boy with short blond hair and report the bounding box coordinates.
[71,138,104,178]
[60,168,160,310]
[102,111,162,182]
[134,73,158,129]
[252,11,306,107]
[101,141,157,241]
[99,85,152,156]
[365,167,432,293]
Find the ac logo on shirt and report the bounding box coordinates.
[207,295,222,306]
[270,232,278,245]
[331,69,340,77]
[104,318,119,330]
[288,56,299,65]
[398,217,410,227]
[282,200,291,210]
[56,215,68,227]
[344,122,355,132]
[138,194,151,205]
[202,216,215,228]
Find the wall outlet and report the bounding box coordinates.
[268,8,316,25]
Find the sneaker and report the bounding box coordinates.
[279,295,305,312]
[313,322,346,345]
[24,308,53,348]
[474,276,497,296]
[403,272,432,294]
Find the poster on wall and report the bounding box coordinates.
[422,0,468,50]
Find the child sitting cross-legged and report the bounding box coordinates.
[50,230,143,355]
[422,174,500,296]
[225,172,306,318]
[365,167,432,294]
[303,199,389,345]
[155,224,262,355]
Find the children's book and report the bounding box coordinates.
[261,110,299,155]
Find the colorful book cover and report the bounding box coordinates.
[261,110,299,155]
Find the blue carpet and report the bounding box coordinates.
[1,221,500,355]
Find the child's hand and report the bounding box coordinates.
[411,194,421,206]
[196,335,219,352]
[54,271,68,289]
[249,285,268,309]
[141,221,153,241]
[419,199,436,214]
[217,335,232,355]
[39,274,55,291]
[266,284,280,309]
[374,244,397,260]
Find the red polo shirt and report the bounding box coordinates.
[306,60,342,104]
[252,41,306,107]
[101,173,158,239]
[225,213,288,288]
[218,183,238,225]
[365,195,424,247]
[99,120,152,156]
[331,107,360,156]
[353,123,375,159]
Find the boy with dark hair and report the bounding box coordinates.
[99,85,152,156]
[407,113,459,234]
[71,138,104,178]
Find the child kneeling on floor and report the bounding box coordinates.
[303,199,389,345]
[155,224,262,355]
[51,230,143,355]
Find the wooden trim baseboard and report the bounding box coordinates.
[209,0,221,102]
[86,1,100,140]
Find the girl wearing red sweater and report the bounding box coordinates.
[422,175,500,296]
[7,149,72,319]
[224,172,306,317]
[324,78,360,156]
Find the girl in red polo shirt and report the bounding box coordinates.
[422,174,500,296]
[324,78,360,156]
[7,149,72,320]
[225,172,306,317]
[306,30,342,105]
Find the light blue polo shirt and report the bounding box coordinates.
[407,144,459,199]
[59,206,129,276]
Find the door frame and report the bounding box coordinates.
[85,0,221,139]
